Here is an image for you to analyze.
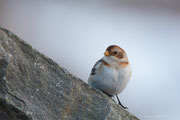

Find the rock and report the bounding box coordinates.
[0,27,139,120]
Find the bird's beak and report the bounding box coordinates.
[104,51,110,56]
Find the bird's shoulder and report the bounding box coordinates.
[90,59,102,75]
[90,59,111,75]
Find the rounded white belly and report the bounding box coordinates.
[88,65,131,95]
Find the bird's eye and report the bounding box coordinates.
[114,51,117,54]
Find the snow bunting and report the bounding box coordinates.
[88,45,131,109]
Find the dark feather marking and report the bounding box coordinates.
[90,59,102,75]
[90,68,96,75]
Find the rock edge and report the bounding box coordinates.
[0,27,139,120]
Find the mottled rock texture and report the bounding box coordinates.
[0,27,139,120]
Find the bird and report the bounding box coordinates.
[88,45,131,109]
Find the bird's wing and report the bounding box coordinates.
[90,59,103,75]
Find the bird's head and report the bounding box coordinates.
[104,45,128,63]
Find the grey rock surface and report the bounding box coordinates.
[0,27,139,120]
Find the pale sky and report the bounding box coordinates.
[0,0,180,119]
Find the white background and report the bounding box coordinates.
[0,0,180,119]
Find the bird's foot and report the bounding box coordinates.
[119,103,128,109]
[102,91,114,97]
[115,95,128,109]
[102,92,128,109]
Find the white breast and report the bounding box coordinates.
[88,60,131,95]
